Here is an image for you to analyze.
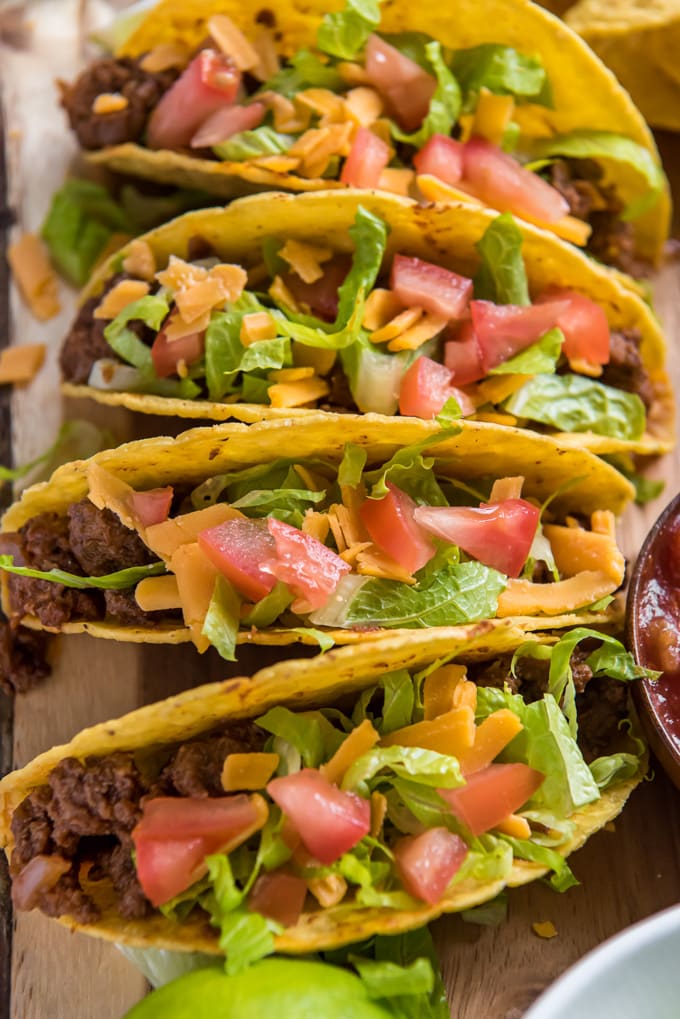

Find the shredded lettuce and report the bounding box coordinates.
[391,42,461,149]
[0,555,165,591]
[288,626,336,651]
[257,706,339,767]
[342,745,465,793]
[214,127,294,162]
[504,373,646,440]
[316,0,381,60]
[340,336,407,414]
[474,213,530,306]
[497,834,577,892]
[531,131,666,219]
[452,44,549,112]
[242,583,293,627]
[202,577,240,662]
[488,328,563,375]
[205,297,291,401]
[104,295,170,370]
[460,892,508,927]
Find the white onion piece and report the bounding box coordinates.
[12,854,71,910]
[88,359,145,391]
[308,574,369,627]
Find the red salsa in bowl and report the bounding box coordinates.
[628,491,680,788]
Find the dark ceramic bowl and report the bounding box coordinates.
[627,491,680,791]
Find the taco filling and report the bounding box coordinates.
[58,1,666,275]
[59,208,656,442]
[0,434,627,656]
[6,630,648,962]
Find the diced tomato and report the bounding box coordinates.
[341,127,391,188]
[132,795,268,906]
[267,769,371,865]
[414,499,540,577]
[391,254,473,321]
[248,870,308,928]
[470,299,570,371]
[283,256,352,323]
[151,315,205,378]
[461,137,569,224]
[537,288,610,366]
[129,487,173,527]
[414,135,464,187]
[439,763,544,836]
[191,101,265,149]
[399,356,476,420]
[394,827,468,905]
[198,518,277,602]
[360,481,436,574]
[365,34,436,131]
[147,49,241,150]
[265,517,351,612]
[443,321,486,385]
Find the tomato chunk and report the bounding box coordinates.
[461,136,569,224]
[147,49,241,150]
[414,499,540,577]
[394,827,468,904]
[537,288,610,366]
[391,255,473,321]
[151,315,205,378]
[439,763,544,836]
[198,518,277,602]
[129,487,173,528]
[283,256,351,323]
[360,482,436,574]
[414,134,464,187]
[341,127,391,188]
[399,356,475,420]
[266,517,351,612]
[365,35,436,131]
[132,795,268,906]
[191,101,265,149]
[470,299,570,371]
[267,769,370,865]
[443,321,486,385]
[248,870,308,928]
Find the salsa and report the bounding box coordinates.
[633,506,680,749]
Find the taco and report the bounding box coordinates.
[0,415,632,657]
[58,0,670,277]
[0,623,650,957]
[60,193,674,458]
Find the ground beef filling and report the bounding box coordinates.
[0,620,51,695]
[601,329,655,411]
[548,158,645,278]
[469,647,630,762]
[6,501,176,629]
[10,723,265,923]
[59,57,179,150]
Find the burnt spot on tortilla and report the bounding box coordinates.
[256,8,277,27]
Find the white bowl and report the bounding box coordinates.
[525,906,680,1019]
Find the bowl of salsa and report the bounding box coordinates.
[627,491,680,789]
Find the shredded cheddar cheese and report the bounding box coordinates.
[140,43,189,73]
[268,376,330,407]
[543,511,624,584]
[307,873,347,908]
[532,921,558,939]
[416,173,481,206]
[381,706,476,756]
[345,86,384,126]
[240,311,277,346]
[251,29,280,81]
[337,61,371,85]
[496,814,531,839]
[568,356,603,378]
[122,239,156,281]
[471,89,515,146]
[474,374,531,406]
[378,167,415,196]
[268,366,315,383]
[269,275,303,312]
[135,575,181,612]
[302,510,330,544]
[164,310,210,342]
[279,239,333,284]
[321,719,380,785]
[292,342,336,375]
[260,92,310,134]
[145,504,244,561]
[250,155,301,173]
[387,311,448,352]
[296,88,347,124]
[87,463,143,535]
[0,344,45,385]
[170,542,218,653]
[362,289,405,331]
[8,233,61,321]
[497,571,619,616]
[489,476,525,502]
[94,279,149,320]
[175,278,227,323]
[423,665,468,720]
[370,791,387,838]
[221,752,280,791]
[289,122,353,178]
[207,14,260,71]
[457,710,524,773]
[92,93,129,115]
[370,307,422,344]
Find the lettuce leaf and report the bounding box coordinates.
[488,328,563,375]
[336,561,506,628]
[531,131,666,219]
[503,373,646,440]
[316,0,381,59]
[256,706,336,767]
[342,745,465,793]
[391,42,461,149]
[214,127,294,162]
[338,443,368,488]
[104,295,170,370]
[202,577,240,662]
[204,856,277,974]
[350,956,434,999]
[242,583,293,628]
[474,212,530,306]
[452,44,549,112]
[340,335,408,413]
[261,49,344,97]
[0,555,165,591]
[496,834,577,892]
[205,301,291,401]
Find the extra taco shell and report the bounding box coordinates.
[1,414,632,652]
[0,624,646,954]
[61,191,674,457]
[76,0,669,267]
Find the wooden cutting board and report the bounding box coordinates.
[1,7,680,1016]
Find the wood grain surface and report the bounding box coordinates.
[1,7,680,1017]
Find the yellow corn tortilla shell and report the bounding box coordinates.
[86,0,670,265]
[564,1,680,132]
[64,191,674,456]
[1,413,632,641]
[0,622,644,953]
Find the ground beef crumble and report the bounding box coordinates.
[9,724,265,923]
[0,620,51,694]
